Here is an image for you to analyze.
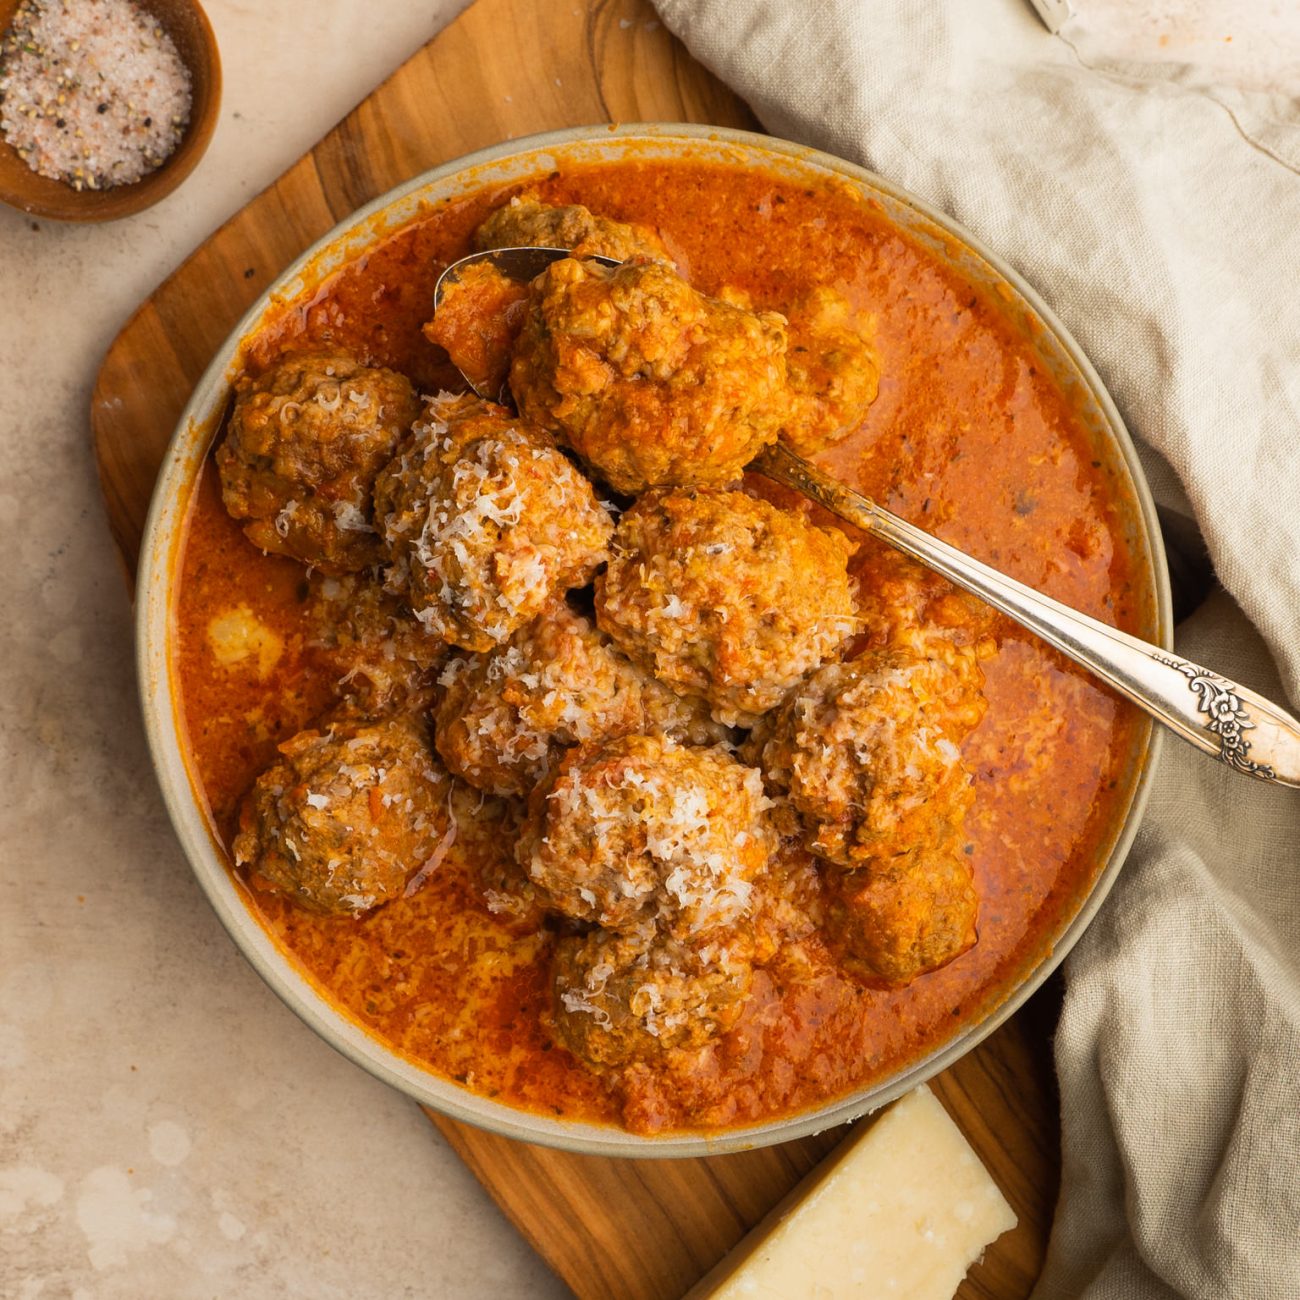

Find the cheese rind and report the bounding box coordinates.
[686,1085,1016,1300]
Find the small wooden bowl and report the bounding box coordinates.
[0,0,220,221]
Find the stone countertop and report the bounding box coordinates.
[0,3,566,1295]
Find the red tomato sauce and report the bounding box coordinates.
[174,158,1153,1134]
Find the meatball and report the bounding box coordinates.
[857,550,998,720]
[475,194,670,263]
[423,261,531,401]
[306,572,446,714]
[552,924,753,1067]
[780,287,880,458]
[510,258,787,493]
[516,734,773,936]
[748,651,981,870]
[596,489,859,726]
[382,389,521,470]
[216,348,420,573]
[232,715,451,915]
[373,404,613,652]
[824,850,978,988]
[746,842,826,966]
[434,600,726,797]
[474,849,549,930]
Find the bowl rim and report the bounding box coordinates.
[136,121,1171,1158]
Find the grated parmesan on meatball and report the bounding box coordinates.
[510,257,788,493]
[305,572,447,715]
[373,395,613,652]
[433,600,727,797]
[217,348,420,574]
[376,390,521,476]
[475,194,671,264]
[232,715,452,916]
[747,628,988,987]
[551,923,754,1067]
[856,549,999,712]
[596,488,860,726]
[516,733,774,937]
[747,650,983,870]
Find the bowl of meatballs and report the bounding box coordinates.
[138,125,1168,1155]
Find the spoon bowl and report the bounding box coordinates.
[433,246,619,399]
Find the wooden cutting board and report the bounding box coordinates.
[90,1,1063,1295]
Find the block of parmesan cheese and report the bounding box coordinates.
[685,1085,1016,1300]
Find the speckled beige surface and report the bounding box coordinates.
[0,3,566,1295]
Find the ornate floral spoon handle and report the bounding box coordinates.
[753,443,1300,787]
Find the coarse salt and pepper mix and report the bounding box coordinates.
[0,0,191,190]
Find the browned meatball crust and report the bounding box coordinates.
[373,399,613,652]
[434,600,726,797]
[475,195,670,263]
[516,734,773,937]
[824,849,978,988]
[217,348,420,573]
[780,286,881,458]
[596,489,859,726]
[857,549,999,706]
[748,650,983,870]
[375,390,521,479]
[232,716,451,915]
[510,258,787,493]
[306,572,447,714]
[552,924,753,1067]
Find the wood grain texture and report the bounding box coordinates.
[90,0,1061,1295]
[427,1008,1060,1300]
[89,0,757,576]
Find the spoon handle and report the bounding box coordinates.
[752,443,1300,788]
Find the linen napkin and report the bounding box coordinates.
[652,1,1300,1295]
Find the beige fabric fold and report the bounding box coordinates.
[653,1,1300,1294]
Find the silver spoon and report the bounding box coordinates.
[434,247,1300,787]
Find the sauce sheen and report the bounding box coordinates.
[175,157,1149,1134]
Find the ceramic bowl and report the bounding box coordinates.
[137,124,1171,1157]
[0,0,220,221]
